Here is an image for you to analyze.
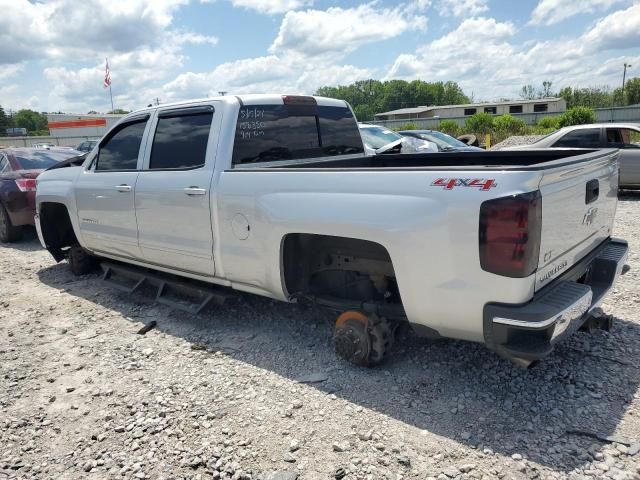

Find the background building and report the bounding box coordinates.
[46,113,125,138]
[375,98,567,122]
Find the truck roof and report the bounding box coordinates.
[129,95,349,117]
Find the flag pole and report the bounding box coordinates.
[109,83,114,112]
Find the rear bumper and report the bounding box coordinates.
[483,238,628,363]
[5,191,36,226]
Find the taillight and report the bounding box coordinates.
[15,178,37,192]
[479,191,542,278]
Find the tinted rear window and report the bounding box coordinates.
[232,104,363,165]
[15,150,82,170]
[553,128,601,148]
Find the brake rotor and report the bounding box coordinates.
[334,311,371,366]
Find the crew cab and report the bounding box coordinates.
[34,95,628,367]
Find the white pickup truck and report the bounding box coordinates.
[34,94,628,367]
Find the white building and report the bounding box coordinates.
[374,98,567,122]
[46,113,125,138]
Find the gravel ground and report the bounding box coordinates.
[2,196,640,480]
[491,136,546,150]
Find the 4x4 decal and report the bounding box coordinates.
[431,178,497,191]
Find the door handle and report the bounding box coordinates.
[114,184,132,192]
[183,187,206,196]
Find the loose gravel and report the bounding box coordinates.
[491,135,546,150]
[2,196,640,479]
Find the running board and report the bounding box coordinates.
[100,262,235,314]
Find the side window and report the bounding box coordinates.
[612,128,640,149]
[553,129,601,148]
[606,129,623,146]
[149,109,213,170]
[0,155,9,173]
[96,120,147,171]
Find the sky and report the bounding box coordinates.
[0,0,638,113]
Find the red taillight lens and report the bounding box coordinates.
[479,191,542,278]
[15,178,37,192]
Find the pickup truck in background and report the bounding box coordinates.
[503,123,640,189]
[35,94,629,367]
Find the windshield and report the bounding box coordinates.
[414,131,469,149]
[15,149,82,170]
[359,125,403,149]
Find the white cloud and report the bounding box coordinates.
[529,0,629,26]
[43,45,186,112]
[163,55,371,100]
[386,17,516,86]
[0,0,196,65]
[386,5,639,100]
[437,0,489,17]
[0,64,24,82]
[172,31,220,46]
[270,3,427,58]
[229,0,313,14]
[582,3,640,51]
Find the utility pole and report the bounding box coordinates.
[622,63,632,106]
[218,91,228,96]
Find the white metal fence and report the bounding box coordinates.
[371,106,640,130]
[0,135,100,148]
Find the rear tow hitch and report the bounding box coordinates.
[580,307,614,333]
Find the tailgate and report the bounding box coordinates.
[535,150,619,291]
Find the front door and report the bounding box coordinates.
[75,116,149,259]
[606,127,640,186]
[135,105,217,276]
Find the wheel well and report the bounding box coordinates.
[39,203,78,262]
[282,233,400,305]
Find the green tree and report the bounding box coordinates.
[558,106,596,127]
[0,106,9,134]
[537,116,561,130]
[465,112,494,135]
[540,80,553,98]
[624,77,640,105]
[438,120,459,136]
[12,109,48,134]
[316,79,470,119]
[520,85,536,100]
[558,86,615,108]
[108,109,130,114]
[493,114,525,134]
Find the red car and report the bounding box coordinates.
[0,147,83,242]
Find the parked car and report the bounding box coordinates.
[503,123,640,188]
[0,147,83,242]
[31,143,56,149]
[76,140,98,153]
[359,123,437,154]
[399,129,484,152]
[35,95,627,368]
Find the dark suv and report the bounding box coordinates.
[0,147,82,242]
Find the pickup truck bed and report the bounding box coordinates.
[34,94,629,368]
[242,149,604,170]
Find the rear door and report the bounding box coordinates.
[535,149,619,290]
[134,104,218,276]
[605,127,640,186]
[74,115,150,258]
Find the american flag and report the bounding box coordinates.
[103,59,111,88]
